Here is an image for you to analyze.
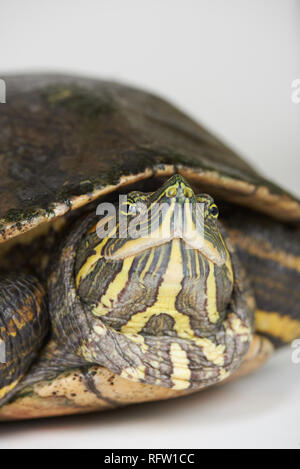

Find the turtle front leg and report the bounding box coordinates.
[0,274,48,406]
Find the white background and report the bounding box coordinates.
[0,0,300,449]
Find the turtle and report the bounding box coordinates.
[0,74,299,422]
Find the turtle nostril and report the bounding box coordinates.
[166,186,178,198]
[184,187,193,198]
[165,183,194,200]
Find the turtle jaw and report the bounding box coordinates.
[104,235,226,267]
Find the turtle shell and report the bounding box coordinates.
[1,74,300,245]
[1,75,300,421]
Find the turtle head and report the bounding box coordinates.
[65,175,254,391]
[93,174,228,266]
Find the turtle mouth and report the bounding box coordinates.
[104,233,226,266]
[96,195,228,266]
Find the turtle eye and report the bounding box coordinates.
[120,200,138,216]
[127,204,138,216]
[209,204,219,218]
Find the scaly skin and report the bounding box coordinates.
[0,275,48,406]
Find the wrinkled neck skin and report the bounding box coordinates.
[47,210,254,392]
